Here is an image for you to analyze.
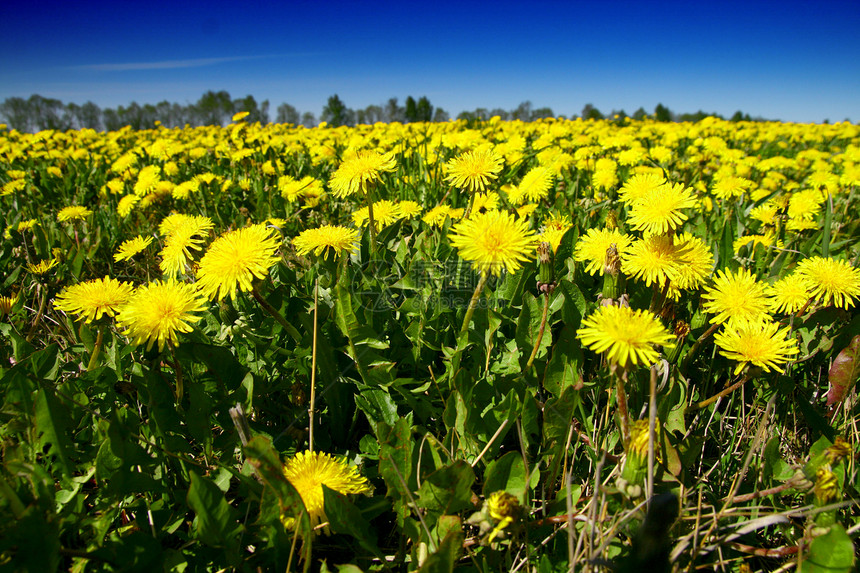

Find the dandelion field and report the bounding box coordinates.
[1,115,860,572]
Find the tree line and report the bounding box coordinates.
[0,90,765,133]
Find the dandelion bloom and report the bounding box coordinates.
[576,305,674,368]
[27,259,58,275]
[116,279,207,352]
[539,214,573,253]
[626,182,697,236]
[57,205,93,222]
[117,194,140,218]
[329,150,396,198]
[621,234,682,287]
[158,216,214,277]
[619,173,666,204]
[352,199,402,231]
[0,293,19,316]
[576,228,634,276]
[672,233,714,290]
[293,225,360,258]
[795,256,860,309]
[769,273,812,314]
[701,268,772,328]
[448,210,538,276]
[397,200,423,219]
[195,224,282,301]
[422,205,461,227]
[282,450,372,532]
[714,320,798,375]
[114,235,154,262]
[510,165,554,204]
[445,148,504,193]
[54,277,133,323]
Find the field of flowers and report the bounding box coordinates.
[1,114,859,572]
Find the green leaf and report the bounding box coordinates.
[416,460,475,514]
[542,324,583,396]
[187,472,241,549]
[417,528,463,573]
[34,388,75,478]
[802,524,855,572]
[483,451,527,501]
[322,485,383,559]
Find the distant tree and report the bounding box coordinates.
[276,103,300,125]
[415,96,433,122]
[301,111,317,128]
[531,107,554,120]
[28,94,71,131]
[0,97,32,131]
[654,103,672,122]
[490,108,510,120]
[729,110,751,122]
[384,97,404,123]
[360,104,384,124]
[102,107,122,131]
[404,96,418,122]
[511,101,532,121]
[322,94,351,127]
[432,107,449,122]
[632,107,648,120]
[581,103,604,120]
[232,95,269,124]
[77,101,103,130]
[194,90,234,126]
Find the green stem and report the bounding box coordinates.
[526,292,550,369]
[251,284,302,341]
[610,363,630,445]
[687,371,753,411]
[680,321,720,373]
[169,342,184,402]
[459,272,488,336]
[86,324,104,371]
[366,187,377,258]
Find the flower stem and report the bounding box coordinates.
[459,272,488,336]
[251,284,302,341]
[611,363,630,445]
[680,321,720,373]
[169,342,184,402]
[526,292,550,369]
[687,371,752,411]
[366,188,377,259]
[86,324,104,371]
[309,278,319,453]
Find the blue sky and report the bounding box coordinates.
[1,0,858,123]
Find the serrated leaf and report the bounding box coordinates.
[826,335,860,409]
[418,528,463,573]
[322,485,383,559]
[187,472,240,549]
[483,451,527,501]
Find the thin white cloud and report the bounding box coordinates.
[71,55,275,72]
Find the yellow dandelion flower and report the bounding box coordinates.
[814,465,839,505]
[576,305,674,368]
[445,148,504,193]
[27,259,58,275]
[293,225,360,258]
[769,273,811,314]
[57,206,93,223]
[195,224,282,301]
[422,205,458,227]
[232,111,250,122]
[619,172,666,205]
[117,194,140,217]
[16,219,39,233]
[714,320,799,375]
[796,256,860,309]
[514,165,554,204]
[282,450,372,532]
[626,182,697,235]
[470,191,501,215]
[115,236,154,262]
[352,199,402,231]
[448,210,538,276]
[621,234,682,287]
[576,228,634,276]
[116,279,207,352]
[701,268,772,328]
[749,202,780,225]
[539,213,573,253]
[397,200,423,219]
[2,179,26,196]
[711,176,753,200]
[673,233,714,290]
[54,277,134,323]
[0,293,20,316]
[485,491,521,543]
[329,150,396,198]
[159,217,214,277]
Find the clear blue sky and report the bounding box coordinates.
[1,0,858,123]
